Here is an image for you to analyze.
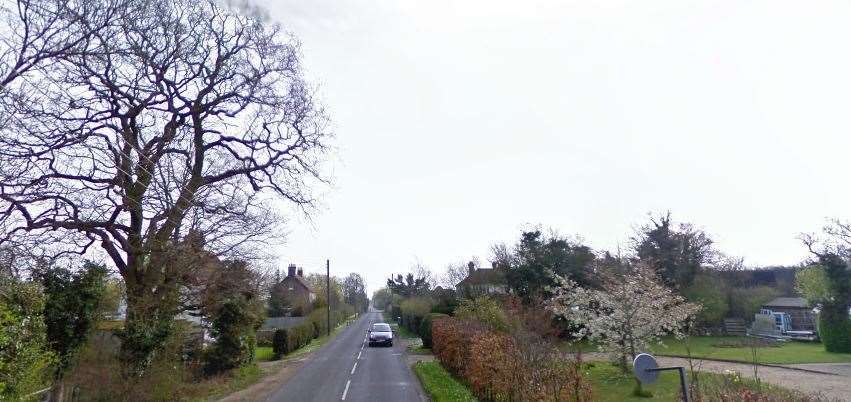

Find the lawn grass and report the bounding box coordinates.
[651,336,851,364]
[588,362,683,402]
[255,346,274,362]
[588,362,817,402]
[413,361,477,402]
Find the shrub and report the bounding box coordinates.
[728,286,778,320]
[204,297,263,375]
[465,331,521,401]
[267,306,354,359]
[683,274,729,327]
[432,318,481,376]
[432,317,592,402]
[455,296,509,331]
[272,329,288,358]
[0,279,55,400]
[419,313,448,348]
[819,313,851,353]
[400,297,434,334]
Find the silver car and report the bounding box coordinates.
[367,323,394,347]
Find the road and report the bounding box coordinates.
[265,309,426,402]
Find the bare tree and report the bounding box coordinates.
[489,242,513,268]
[438,257,481,289]
[0,0,118,89]
[0,0,331,374]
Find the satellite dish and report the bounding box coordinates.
[633,353,660,384]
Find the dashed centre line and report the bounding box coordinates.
[351,362,358,375]
[341,380,351,400]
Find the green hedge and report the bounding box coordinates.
[271,308,354,358]
[419,313,448,348]
[820,313,851,353]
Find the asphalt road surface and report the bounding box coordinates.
[265,309,426,402]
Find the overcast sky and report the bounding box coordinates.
[257,0,851,293]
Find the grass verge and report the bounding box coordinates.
[413,361,477,402]
[185,364,263,402]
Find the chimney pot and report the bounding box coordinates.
[297,268,303,277]
[288,263,296,277]
[468,261,475,275]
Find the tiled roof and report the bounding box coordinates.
[282,275,315,294]
[763,297,808,308]
[457,268,507,287]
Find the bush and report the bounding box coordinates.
[419,313,448,348]
[683,274,729,327]
[432,317,591,402]
[0,279,55,400]
[728,286,778,320]
[454,296,509,331]
[272,329,288,358]
[204,297,263,375]
[268,306,354,359]
[819,312,851,353]
[400,297,434,334]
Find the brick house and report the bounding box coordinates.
[456,261,510,298]
[270,263,316,315]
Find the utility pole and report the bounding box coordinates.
[326,259,331,336]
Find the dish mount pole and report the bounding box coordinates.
[326,259,331,336]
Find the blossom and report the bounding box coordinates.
[546,265,701,367]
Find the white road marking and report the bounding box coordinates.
[357,351,362,360]
[351,362,358,375]
[341,380,351,400]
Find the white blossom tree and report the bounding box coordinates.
[547,265,700,371]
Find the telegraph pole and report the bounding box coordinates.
[326,259,331,336]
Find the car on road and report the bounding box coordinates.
[368,322,394,347]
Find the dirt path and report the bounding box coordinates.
[585,353,850,401]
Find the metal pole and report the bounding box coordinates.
[646,366,690,402]
[326,259,331,336]
[678,367,690,402]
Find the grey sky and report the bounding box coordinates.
[258,0,851,293]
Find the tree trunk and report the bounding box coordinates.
[49,381,64,402]
[118,253,180,377]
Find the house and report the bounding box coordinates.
[270,263,316,314]
[456,261,509,297]
[761,297,816,331]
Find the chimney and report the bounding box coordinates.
[287,263,296,277]
[468,261,475,275]
[297,267,304,277]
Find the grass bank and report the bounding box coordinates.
[413,361,477,402]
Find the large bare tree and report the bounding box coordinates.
[0,0,331,374]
